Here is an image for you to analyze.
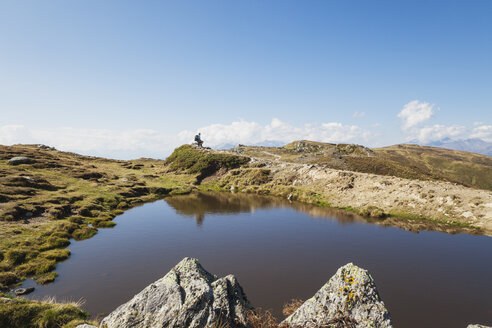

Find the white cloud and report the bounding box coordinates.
[411,124,467,143]
[0,119,374,159]
[178,118,373,147]
[0,125,177,159]
[396,100,475,144]
[352,111,365,119]
[397,100,435,130]
[470,125,492,142]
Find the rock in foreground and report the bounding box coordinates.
[100,257,251,328]
[282,263,392,328]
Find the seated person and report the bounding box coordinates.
[194,133,203,147]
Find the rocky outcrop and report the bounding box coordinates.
[100,257,251,328]
[282,263,392,328]
[75,325,97,328]
[467,325,492,328]
[8,156,34,165]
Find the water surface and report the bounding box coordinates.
[24,193,492,328]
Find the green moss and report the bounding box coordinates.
[16,258,56,276]
[71,227,98,241]
[93,220,116,228]
[40,237,70,251]
[41,249,71,261]
[36,272,58,284]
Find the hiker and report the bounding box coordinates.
[194,133,203,147]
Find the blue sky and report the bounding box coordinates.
[1,1,491,158]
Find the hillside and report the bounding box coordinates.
[374,144,492,191]
[0,142,491,291]
[229,140,492,191]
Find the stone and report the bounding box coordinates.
[467,325,492,328]
[75,325,97,328]
[8,157,34,165]
[282,263,393,328]
[14,287,35,295]
[100,257,252,328]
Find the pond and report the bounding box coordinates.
[23,192,492,328]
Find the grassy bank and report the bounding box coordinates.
[1,142,489,325]
[0,293,96,328]
[0,144,198,289]
[1,143,489,290]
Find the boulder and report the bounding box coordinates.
[467,325,492,328]
[75,325,97,328]
[282,263,392,328]
[100,257,251,328]
[14,287,35,295]
[8,157,34,165]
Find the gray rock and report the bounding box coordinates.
[14,287,35,295]
[100,257,251,328]
[467,325,492,328]
[75,325,97,328]
[8,156,34,165]
[282,263,393,328]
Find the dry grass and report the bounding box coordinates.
[281,299,304,317]
[246,308,279,328]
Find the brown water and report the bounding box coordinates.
[23,193,492,327]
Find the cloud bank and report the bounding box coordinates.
[178,118,373,147]
[0,119,373,159]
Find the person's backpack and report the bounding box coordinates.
[194,135,199,142]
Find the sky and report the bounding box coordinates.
[0,0,491,159]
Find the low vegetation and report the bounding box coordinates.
[164,144,249,182]
[0,144,195,287]
[0,293,96,328]
[1,141,490,325]
[233,140,492,191]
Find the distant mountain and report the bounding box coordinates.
[425,138,492,157]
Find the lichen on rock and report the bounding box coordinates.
[281,263,393,328]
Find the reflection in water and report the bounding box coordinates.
[165,192,477,235]
[21,192,492,328]
[165,192,365,226]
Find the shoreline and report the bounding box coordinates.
[1,143,491,291]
